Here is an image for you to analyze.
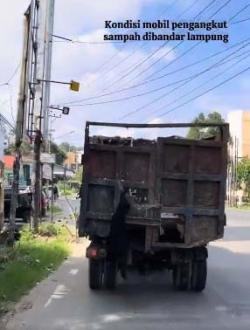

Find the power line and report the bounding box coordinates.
[0,112,15,130]
[232,17,250,24]
[88,0,182,86]
[146,52,250,118]
[102,0,203,91]
[71,43,249,108]
[156,65,250,118]
[52,34,124,44]
[121,43,250,120]
[139,0,233,82]
[63,0,215,101]
[157,0,181,18]
[228,3,250,22]
[58,1,248,115]
[123,0,248,91]
[0,63,20,87]
[104,0,224,91]
[62,37,250,105]
[141,19,249,84]
[7,84,16,125]
[104,0,198,80]
[122,0,221,86]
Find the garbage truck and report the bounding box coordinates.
[78,121,229,292]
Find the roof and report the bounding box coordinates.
[3,155,15,169]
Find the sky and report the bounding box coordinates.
[0,0,250,146]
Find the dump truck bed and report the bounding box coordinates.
[79,122,229,249]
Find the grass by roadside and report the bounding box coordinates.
[228,204,250,211]
[0,223,71,316]
[58,182,78,198]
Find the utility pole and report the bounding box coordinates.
[31,0,55,231]
[43,0,55,147]
[9,0,77,235]
[33,130,42,231]
[8,12,30,244]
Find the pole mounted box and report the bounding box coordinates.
[70,80,80,92]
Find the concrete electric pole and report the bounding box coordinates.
[8,12,30,244]
[9,0,55,237]
[10,0,79,235]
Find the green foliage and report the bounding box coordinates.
[187,112,225,139]
[237,158,250,197]
[50,142,66,165]
[73,167,83,184]
[0,224,70,314]
[58,181,77,197]
[38,223,61,237]
[20,223,66,238]
[4,141,32,156]
[60,187,75,197]
[20,226,34,241]
[59,142,77,153]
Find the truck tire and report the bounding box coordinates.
[89,259,103,290]
[173,263,190,291]
[191,260,207,292]
[104,260,117,290]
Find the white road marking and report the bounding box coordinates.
[69,268,79,275]
[44,284,68,308]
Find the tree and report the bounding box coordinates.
[4,140,32,156]
[237,158,250,198]
[59,142,77,153]
[50,142,66,165]
[187,112,225,139]
[73,167,83,183]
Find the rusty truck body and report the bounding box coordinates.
[79,121,229,291]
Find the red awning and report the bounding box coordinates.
[3,155,15,170]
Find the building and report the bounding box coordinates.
[53,164,74,179]
[227,111,250,205]
[0,113,14,161]
[227,110,250,158]
[0,160,3,230]
[0,121,6,161]
[64,150,83,171]
[3,155,32,187]
[64,152,76,171]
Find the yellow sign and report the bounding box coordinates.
[70,80,80,92]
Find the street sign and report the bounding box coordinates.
[41,153,56,164]
[43,163,53,180]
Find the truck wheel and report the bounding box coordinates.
[173,263,190,291]
[104,260,117,290]
[89,259,103,290]
[191,260,207,292]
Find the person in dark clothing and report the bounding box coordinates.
[53,185,59,200]
[107,186,131,279]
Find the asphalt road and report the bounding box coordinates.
[54,197,80,222]
[5,209,250,330]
